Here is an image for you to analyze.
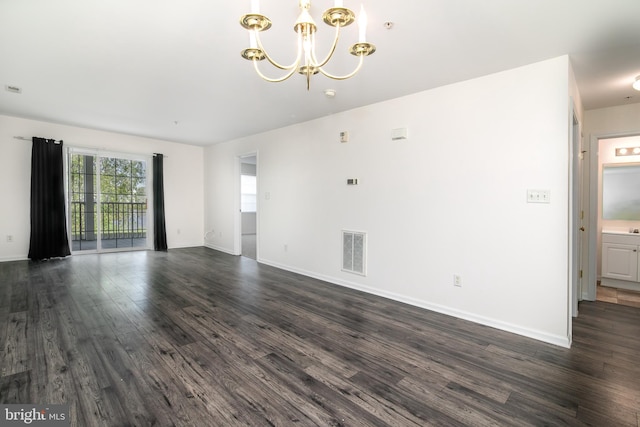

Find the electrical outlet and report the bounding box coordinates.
[453,274,462,287]
[6,235,13,243]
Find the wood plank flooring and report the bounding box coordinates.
[597,284,640,308]
[1,247,639,426]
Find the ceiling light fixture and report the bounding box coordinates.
[240,0,376,90]
[633,75,640,91]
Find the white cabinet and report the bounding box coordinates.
[601,232,640,291]
[602,242,638,281]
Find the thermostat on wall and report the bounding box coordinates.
[347,178,359,185]
[340,131,349,143]
[391,127,408,141]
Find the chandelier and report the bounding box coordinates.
[240,0,376,90]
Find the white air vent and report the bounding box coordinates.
[342,230,366,276]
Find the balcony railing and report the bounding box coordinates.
[71,201,147,242]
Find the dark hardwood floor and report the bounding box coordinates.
[1,247,639,426]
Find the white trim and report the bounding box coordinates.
[588,134,599,301]
[0,256,29,263]
[600,277,640,292]
[569,99,579,327]
[204,242,237,256]
[258,257,571,348]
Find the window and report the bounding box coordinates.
[241,174,257,212]
[68,150,149,252]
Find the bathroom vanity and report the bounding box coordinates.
[601,231,640,292]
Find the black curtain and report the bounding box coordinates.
[28,137,71,261]
[153,154,168,251]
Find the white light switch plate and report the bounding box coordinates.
[527,189,550,204]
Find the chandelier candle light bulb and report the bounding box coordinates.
[239,0,376,89]
[358,5,367,42]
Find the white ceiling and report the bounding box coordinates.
[2,1,640,146]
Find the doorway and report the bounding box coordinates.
[240,154,257,259]
[68,150,151,253]
[587,132,640,303]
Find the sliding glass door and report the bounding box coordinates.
[68,150,151,252]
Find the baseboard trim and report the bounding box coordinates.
[204,243,237,256]
[0,255,28,263]
[258,257,571,349]
[600,277,640,293]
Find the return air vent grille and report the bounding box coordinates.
[342,230,366,276]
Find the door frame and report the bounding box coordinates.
[570,106,583,319]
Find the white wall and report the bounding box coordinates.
[205,56,573,347]
[0,115,205,261]
[584,103,640,135]
[568,60,584,124]
[241,212,257,235]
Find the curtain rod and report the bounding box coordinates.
[14,136,167,157]
[14,136,62,144]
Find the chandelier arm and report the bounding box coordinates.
[255,30,302,71]
[311,23,341,68]
[317,53,365,80]
[252,59,299,83]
